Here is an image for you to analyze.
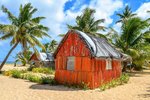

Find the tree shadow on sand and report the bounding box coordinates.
[29,84,81,91]
[138,87,150,99]
[128,70,150,77]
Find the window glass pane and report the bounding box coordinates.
[67,57,75,71]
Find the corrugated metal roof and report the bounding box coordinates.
[76,30,122,58]
[37,53,54,61]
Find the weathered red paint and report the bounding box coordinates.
[54,31,122,89]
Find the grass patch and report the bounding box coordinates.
[99,73,129,91]
[64,82,89,90]
[31,67,55,74]
[3,69,57,85]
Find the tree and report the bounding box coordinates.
[114,17,150,71]
[116,5,136,23]
[42,40,58,53]
[14,50,32,66]
[0,3,50,70]
[49,40,58,53]
[67,8,106,37]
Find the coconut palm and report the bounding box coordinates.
[116,5,136,23]
[14,50,32,66]
[114,17,150,71]
[67,8,106,36]
[42,39,58,53]
[49,39,58,53]
[0,3,50,70]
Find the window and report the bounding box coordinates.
[67,57,75,71]
[106,58,112,70]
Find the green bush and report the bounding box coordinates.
[99,73,129,91]
[3,70,27,77]
[3,70,12,76]
[2,69,57,85]
[41,77,51,84]
[11,70,22,78]
[20,72,56,85]
[28,75,42,83]
[21,72,42,83]
[32,67,54,74]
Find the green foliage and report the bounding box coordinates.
[116,5,136,23]
[79,82,89,90]
[11,70,22,78]
[99,74,129,91]
[32,67,55,74]
[28,75,42,83]
[0,3,50,69]
[42,40,58,53]
[14,50,32,66]
[67,7,106,37]
[20,72,56,85]
[3,70,12,76]
[64,82,89,90]
[3,70,27,78]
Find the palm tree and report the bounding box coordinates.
[114,17,149,71]
[14,50,32,66]
[116,5,136,23]
[67,8,106,36]
[49,40,58,53]
[0,3,50,70]
[42,40,58,53]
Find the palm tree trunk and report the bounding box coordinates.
[0,43,19,71]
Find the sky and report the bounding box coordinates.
[0,0,150,62]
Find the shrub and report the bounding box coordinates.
[28,75,42,83]
[11,70,22,78]
[63,82,89,90]
[3,70,12,76]
[3,70,27,77]
[32,67,54,74]
[79,82,89,90]
[41,77,51,84]
[99,73,129,91]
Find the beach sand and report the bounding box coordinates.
[1,64,29,71]
[0,64,150,100]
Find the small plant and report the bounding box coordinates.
[3,70,12,76]
[28,75,42,83]
[3,70,27,77]
[79,82,89,90]
[41,77,51,84]
[32,67,55,74]
[99,73,129,91]
[11,70,22,78]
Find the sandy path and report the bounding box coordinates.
[0,70,150,100]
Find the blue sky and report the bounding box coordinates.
[0,0,150,62]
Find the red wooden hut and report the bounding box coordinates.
[54,30,122,89]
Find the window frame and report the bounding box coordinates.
[106,58,112,70]
[67,56,75,71]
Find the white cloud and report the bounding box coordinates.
[112,22,122,33]
[89,0,123,26]
[65,0,123,32]
[0,0,124,38]
[136,2,150,19]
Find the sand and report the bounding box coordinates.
[1,64,29,71]
[0,65,150,100]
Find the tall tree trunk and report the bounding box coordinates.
[0,43,19,71]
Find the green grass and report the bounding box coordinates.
[31,67,55,74]
[99,73,130,91]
